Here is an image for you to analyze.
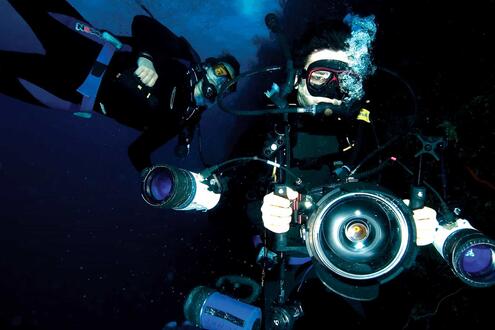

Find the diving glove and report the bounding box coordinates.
[135,55,158,87]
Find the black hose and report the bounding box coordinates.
[392,158,456,223]
[352,158,392,180]
[216,66,294,116]
[215,275,261,304]
[200,156,303,186]
[349,134,401,176]
[377,66,418,130]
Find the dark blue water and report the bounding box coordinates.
[1,0,494,329]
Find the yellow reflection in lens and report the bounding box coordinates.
[346,222,369,242]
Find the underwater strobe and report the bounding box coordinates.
[184,286,262,330]
[304,183,417,300]
[433,218,495,287]
[141,164,220,211]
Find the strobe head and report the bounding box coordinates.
[141,164,220,211]
[184,286,261,330]
[305,182,417,300]
[434,219,495,287]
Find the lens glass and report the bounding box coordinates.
[149,168,173,202]
[316,194,410,279]
[459,243,495,279]
[345,221,370,242]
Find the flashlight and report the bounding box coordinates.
[141,164,220,211]
[433,218,495,287]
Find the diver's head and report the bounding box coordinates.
[194,54,240,106]
[294,14,377,109]
[296,49,352,108]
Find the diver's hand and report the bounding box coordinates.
[261,187,299,233]
[135,56,158,87]
[403,199,439,246]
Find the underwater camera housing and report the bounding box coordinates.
[283,181,417,301]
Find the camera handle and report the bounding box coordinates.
[410,134,445,210]
[262,13,305,330]
[265,104,301,330]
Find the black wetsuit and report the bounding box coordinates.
[0,1,203,172]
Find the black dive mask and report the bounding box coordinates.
[201,62,234,102]
[301,59,356,99]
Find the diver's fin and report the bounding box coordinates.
[18,78,80,112]
[16,14,135,119]
[47,12,131,52]
[48,12,103,45]
[19,78,93,119]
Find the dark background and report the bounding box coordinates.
[1,0,494,329]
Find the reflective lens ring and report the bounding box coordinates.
[306,183,416,281]
[448,231,495,287]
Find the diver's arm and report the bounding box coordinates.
[174,127,193,159]
[131,15,189,60]
[174,116,201,158]
[128,128,178,173]
[131,15,195,87]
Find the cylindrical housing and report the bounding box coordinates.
[434,219,495,287]
[184,286,261,330]
[141,165,220,211]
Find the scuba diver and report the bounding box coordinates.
[260,15,382,233]
[202,14,392,233]
[0,0,240,172]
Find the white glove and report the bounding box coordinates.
[261,187,299,233]
[403,199,439,246]
[134,56,158,87]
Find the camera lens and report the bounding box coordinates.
[318,196,408,279]
[446,230,495,287]
[305,183,417,301]
[345,220,370,242]
[141,165,195,208]
[308,191,414,280]
[149,168,173,202]
[460,244,493,274]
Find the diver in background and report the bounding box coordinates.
[0,0,240,172]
